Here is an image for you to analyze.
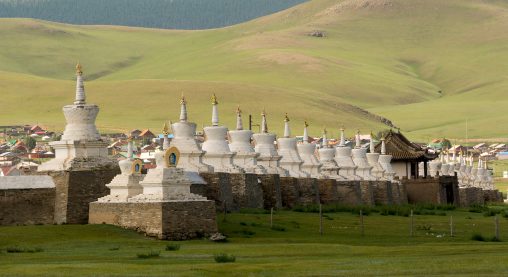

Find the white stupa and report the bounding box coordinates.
[130,147,206,202]
[428,152,442,177]
[448,150,457,176]
[170,95,213,174]
[252,110,289,176]
[228,107,266,174]
[277,114,309,178]
[469,156,478,186]
[201,94,243,173]
[377,137,396,181]
[318,128,343,180]
[334,127,360,180]
[440,151,450,177]
[297,121,322,178]
[351,130,375,181]
[366,133,385,180]
[474,159,486,188]
[462,154,473,187]
[38,63,113,172]
[98,138,144,202]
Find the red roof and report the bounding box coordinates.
[139,129,155,138]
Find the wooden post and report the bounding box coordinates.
[495,215,500,241]
[450,215,454,237]
[319,204,323,236]
[410,209,414,237]
[270,207,273,228]
[360,210,364,237]
[222,201,227,222]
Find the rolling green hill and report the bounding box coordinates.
[0,0,507,140]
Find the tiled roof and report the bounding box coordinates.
[375,130,436,161]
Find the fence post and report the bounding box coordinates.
[410,209,414,237]
[360,209,364,237]
[270,207,273,228]
[495,215,500,241]
[450,215,454,237]
[319,204,323,236]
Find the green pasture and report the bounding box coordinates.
[1,208,508,276]
[0,0,508,140]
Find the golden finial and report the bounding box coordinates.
[323,127,327,134]
[357,129,361,135]
[211,94,218,105]
[284,113,290,122]
[304,121,309,128]
[180,93,186,105]
[236,105,241,114]
[127,135,133,142]
[76,62,83,76]
[340,125,344,132]
[261,108,266,116]
[162,122,169,135]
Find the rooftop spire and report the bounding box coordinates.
[355,129,361,149]
[211,94,219,126]
[283,113,291,138]
[236,106,243,130]
[339,126,345,146]
[180,94,187,122]
[369,132,375,153]
[74,62,86,105]
[381,136,386,155]
[303,121,309,143]
[322,128,328,148]
[261,109,268,133]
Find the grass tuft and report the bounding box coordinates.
[136,250,160,259]
[165,244,181,251]
[214,253,236,263]
[6,246,43,253]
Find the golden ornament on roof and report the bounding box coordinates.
[284,113,290,122]
[211,94,218,105]
[76,62,83,75]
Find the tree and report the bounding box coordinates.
[24,136,37,151]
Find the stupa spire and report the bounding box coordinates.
[180,94,187,122]
[261,109,268,133]
[381,136,386,155]
[211,94,219,126]
[162,121,170,150]
[127,136,134,160]
[236,106,243,130]
[303,121,309,144]
[355,129,361,149]
[339,126,345,146]
[74,62,86,105]
[322,128,328,148]
[284,113,291,138]
[452,148,456,162]
[369,132,375,153]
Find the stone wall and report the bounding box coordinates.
[318,179,338,204]
[397,182,408,204]
[279,177,300,208]
[258,174,282,209]
[0,187,55,225]
[40,168,119,224]
[372,181,393,205]
[459,187,484,207]
[359,181,374,206]
[403,176,460,205]
[229,173,263,210]
[89,200,217,240]
[390,182,401,205]
[297,178,320,206]
[483,189,504,203]
[197,173,233,212]
[336,181,361,206]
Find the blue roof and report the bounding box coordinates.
[157,134,174,139]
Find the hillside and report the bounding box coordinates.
[0,0,507,140]
[0,0,307,30]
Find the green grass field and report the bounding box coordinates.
[1,208,508,276]
[1,0,508,141]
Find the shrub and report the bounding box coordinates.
[136,250,160,259]
[6,246,43,253]
[214,253,236,263]
[471,233,486,241]
[489,236,502,242]
[270,224,286,232]
[239,222,247,226]
[109,247,120,251]
[165,244,181,251]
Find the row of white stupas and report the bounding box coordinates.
[165,95,398,183]
[425,151,495,190]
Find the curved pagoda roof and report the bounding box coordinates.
[374,130,436,161]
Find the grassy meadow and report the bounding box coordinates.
[1,208,508,276]
[0,0,508,140]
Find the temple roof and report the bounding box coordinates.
[374,130,437,161]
